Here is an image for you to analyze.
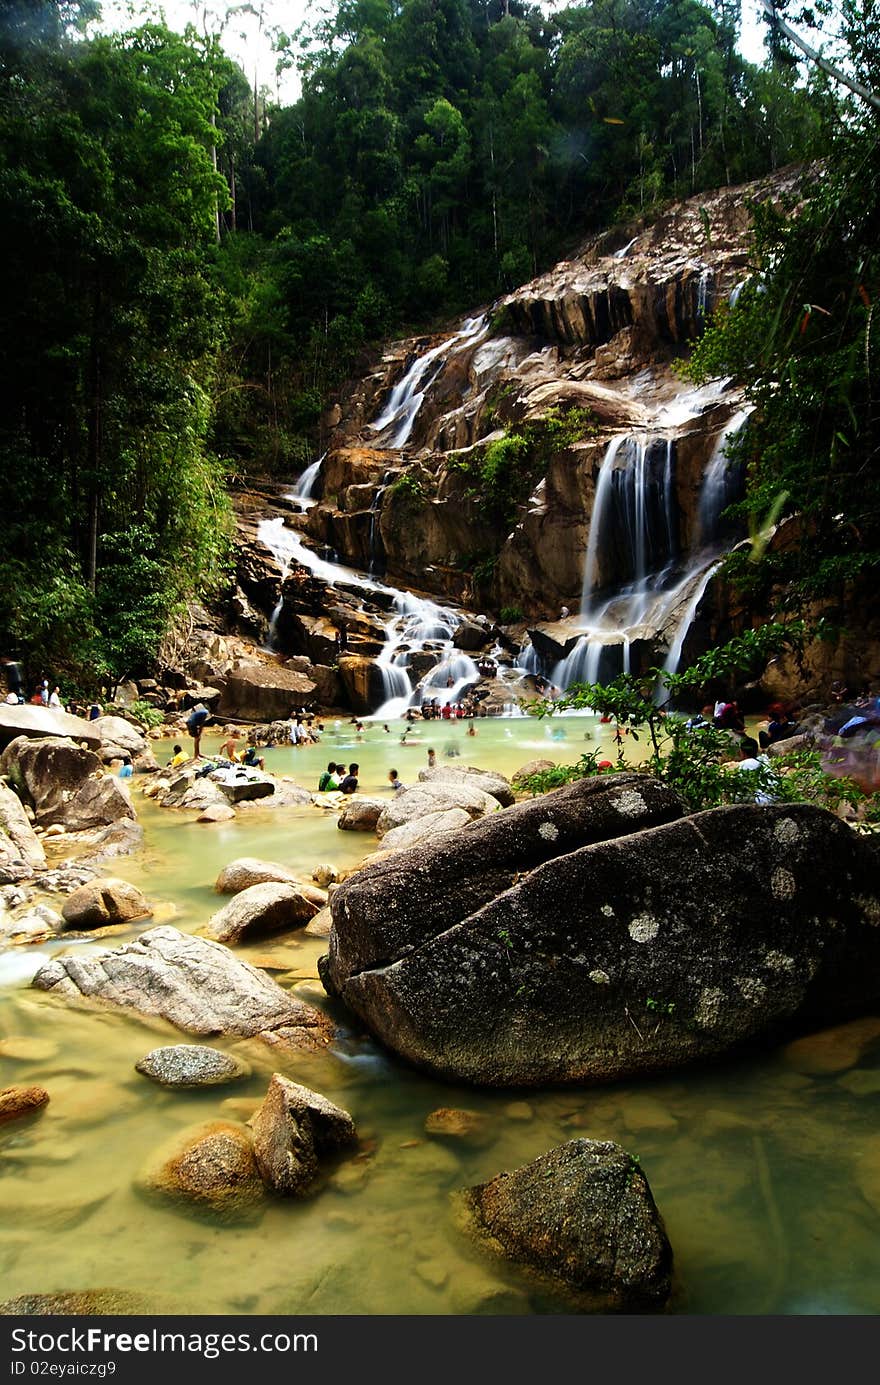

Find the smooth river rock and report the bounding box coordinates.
[61,877,152,930]
[455,1139,673,1311]
[32,925,333,1054]
[0,705,101,751]
[135,1044,251,1088]
[417,765,515,806]
[138,1120,264,1221]
[215,858,326,906]
[248,1073,358,1196]
[203,882,320,944]
[0,1084,49,1123]
[325,788,880,1086]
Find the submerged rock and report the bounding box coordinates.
[61,877,152,930]
[214,858,324,904]
[248,1073,358,1196]
[455,1139,673,1312]
[337,798,385,832]
[32,925,333,1054]
[326,789,880,1086]
[0,1290,179,1316]
[203,881,320,944]
[138,1120,264,1221]
[0,1084,49,1123]
[135,1045,251,1088]
[424,1107,492,1145]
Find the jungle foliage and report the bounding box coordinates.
[0,0,871,693]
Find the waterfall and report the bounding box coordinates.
[696,268,712,322]
[288,452,325,509]
[258,517,473,718]
[582,436,678,616]
[697,409,751,546]
[369,316,488,449]
[368,471,393,576]
[613,235,638,260]
[659,561,721,680]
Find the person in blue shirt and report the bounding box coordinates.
[118,756,133,779]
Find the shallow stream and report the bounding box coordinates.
[1,715,878,1315]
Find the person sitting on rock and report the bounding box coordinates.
[388,769,407,792]
[242,740,265,771]
[168,743,189,770]
[714,700,745,733]
[219,731,241,762]
[758,706,800,750]
[734,736,777,804]
[339,763,359,794]
[686,704,714,732]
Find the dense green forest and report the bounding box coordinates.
[0,0,875,692]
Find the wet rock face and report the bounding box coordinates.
[32,925,333,1055]
[456,1139,673,1312]
[326,794,880,1087]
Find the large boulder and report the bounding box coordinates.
[219,664,317,721]
[32,925,333,1055]
[0,780,46,883]
[203,882,320,944]
[417,765,515,807]
[138,1120,264,1221]
[248,1073,358,1196]
[455,1139,673,1312]
[0,736,135,831]
[328,774,683,995]
[159,771,229,812]
[374,778,501,853]
[90,716,149,764]
[215,859,325,905]
[325,787,880,1085]
[60,878,152,930]
[0,705,101,752]
[337,798,385,832]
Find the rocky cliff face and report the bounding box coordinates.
[222,163,878,710]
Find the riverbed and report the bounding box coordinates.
[1,714,878,1315]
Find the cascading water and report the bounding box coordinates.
[697,409,751,546]
[368,471,394,576]
[288,452,325,510]
[370,316,488,449]
[258,517,477,718]
[550,402,751,693]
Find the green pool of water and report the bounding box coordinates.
[1,713,878,1315]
